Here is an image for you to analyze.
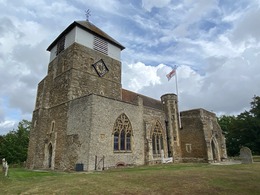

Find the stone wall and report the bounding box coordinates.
[65,94,145,171]
[46,104,69,169]
[68,43,122,100]
[36,42,122,110]
[161,94,182,162]
[65,95,93,170]
[180,109,207,161]
[143,106,167,163]
[180,109,227,162]
[27,41,123,170]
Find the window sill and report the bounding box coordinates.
[113,151,132,153]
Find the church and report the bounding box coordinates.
[26,20,227,171]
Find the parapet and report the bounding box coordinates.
[161,93,178,103]
[181,108,216,118]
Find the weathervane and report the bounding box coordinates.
[85,9,91,21]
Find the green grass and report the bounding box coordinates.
[253,156,260,162]
[1,163,260,194]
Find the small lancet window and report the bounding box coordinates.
[50,121,55,133]
[113,113,133,152]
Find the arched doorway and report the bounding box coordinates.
[48,143,53,168]
[210,137,220,162]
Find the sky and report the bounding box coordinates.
[0,0,260,135]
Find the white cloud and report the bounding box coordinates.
[231,8,260,43]
[75,0,122,15]
[0,120,15,129]
[122,62,163,92]
[123,58,259,116]
[170,0,218,37]
[0,120,16,135]
[142,0,171,12]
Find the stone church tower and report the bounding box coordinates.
[27,21,227,171]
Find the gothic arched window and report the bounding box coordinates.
[113,113,132,152]
[152,121,164,158]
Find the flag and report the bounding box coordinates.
[166,68,176,81]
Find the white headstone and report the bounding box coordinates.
[2,158,9,176]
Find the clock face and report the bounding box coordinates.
[92,59,109,77]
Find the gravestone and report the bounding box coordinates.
[240,147,253,164]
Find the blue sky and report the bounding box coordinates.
[0,0,260,134]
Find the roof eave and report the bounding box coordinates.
[47,21,125,51]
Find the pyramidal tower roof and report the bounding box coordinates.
[47,20,125,51]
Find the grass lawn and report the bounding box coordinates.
[1,163,260,195]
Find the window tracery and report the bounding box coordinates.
[152,121,164,157]
[113,113,132,152]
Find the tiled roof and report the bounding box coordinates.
[47,21,125,51]
[122,89,163,110]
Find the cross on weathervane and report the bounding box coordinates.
[85,9,91,21]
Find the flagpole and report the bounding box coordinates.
[174,66,179,98]
[174,66,182,129]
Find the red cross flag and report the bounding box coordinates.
[166,68,176,81]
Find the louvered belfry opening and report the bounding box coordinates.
[93,36,108,55]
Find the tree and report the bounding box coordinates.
[218,115,238,156]
[218,96,260,156]
[0,120,31,164]
[250,96,260,118]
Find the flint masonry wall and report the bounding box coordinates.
[161,94,182,162]
[143,106,167,162]
[64,95,93,170]
[27,108,48,168]
[27,41,123,170]
[199,110,227,161]
[68,43,122,100]
[46,42,122,103]
[66,94,145,171]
